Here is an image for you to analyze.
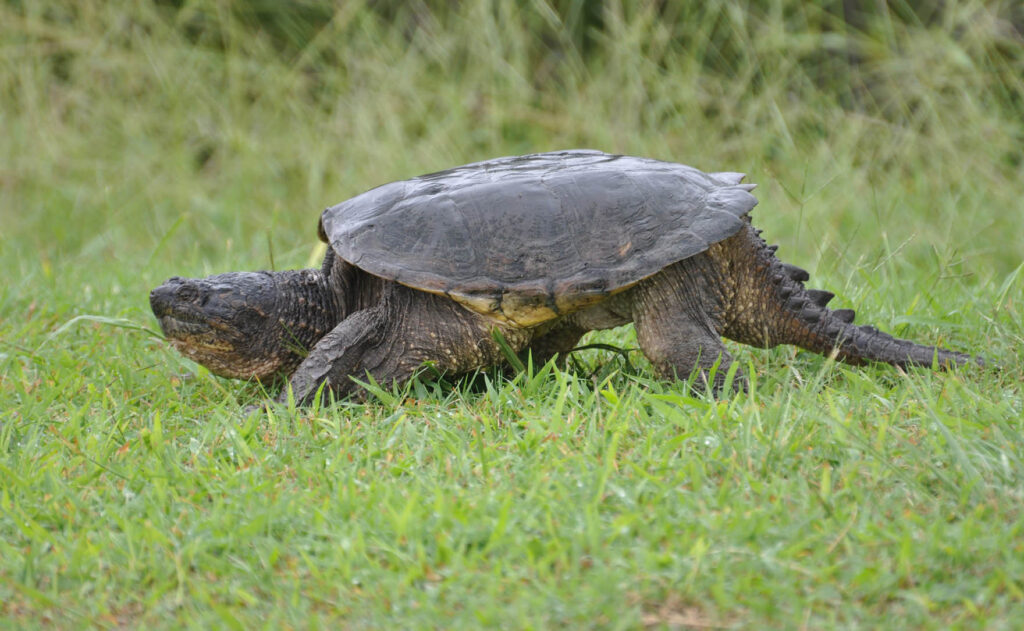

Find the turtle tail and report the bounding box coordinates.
[767,263,976,368]
[721,225,980,370]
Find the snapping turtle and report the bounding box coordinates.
[150,150,976,403]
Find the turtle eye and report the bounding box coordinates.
[175,283,200,303]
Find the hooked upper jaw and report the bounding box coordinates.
[149,276,225,341]
[150,277,204,324]
[150,276,240,376]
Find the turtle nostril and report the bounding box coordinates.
[150,284,176,316]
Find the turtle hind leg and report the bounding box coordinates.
[634,312,742,394]
[284,283,530,405]
[630,270,746,395]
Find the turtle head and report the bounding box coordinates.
[150,270,329,382]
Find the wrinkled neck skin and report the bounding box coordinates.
[269,269,344,373]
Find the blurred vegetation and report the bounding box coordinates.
[3,1,1022,273]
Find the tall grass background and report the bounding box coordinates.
[2,1,1023,628]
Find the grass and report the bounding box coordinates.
[2,1,1023,628]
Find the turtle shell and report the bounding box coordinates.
[320,150,758,326]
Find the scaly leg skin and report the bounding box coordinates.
[282,306,384,405]
[631,267,745,395]
[283,282,531,405]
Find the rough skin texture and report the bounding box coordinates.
[150,152,977,405]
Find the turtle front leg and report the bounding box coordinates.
[282,285,531,406]
[282,307,386,405]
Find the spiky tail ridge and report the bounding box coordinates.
[728,225,979,370]
[774,268,976,369]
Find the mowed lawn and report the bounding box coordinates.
[2,2,1023,628]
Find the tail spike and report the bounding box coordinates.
[806,289,835,307]
[832,309,855,323]
[781,263,810,282]
[710,171,746,185]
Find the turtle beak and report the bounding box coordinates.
[150,279,178,320]
[150,277,200,321]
